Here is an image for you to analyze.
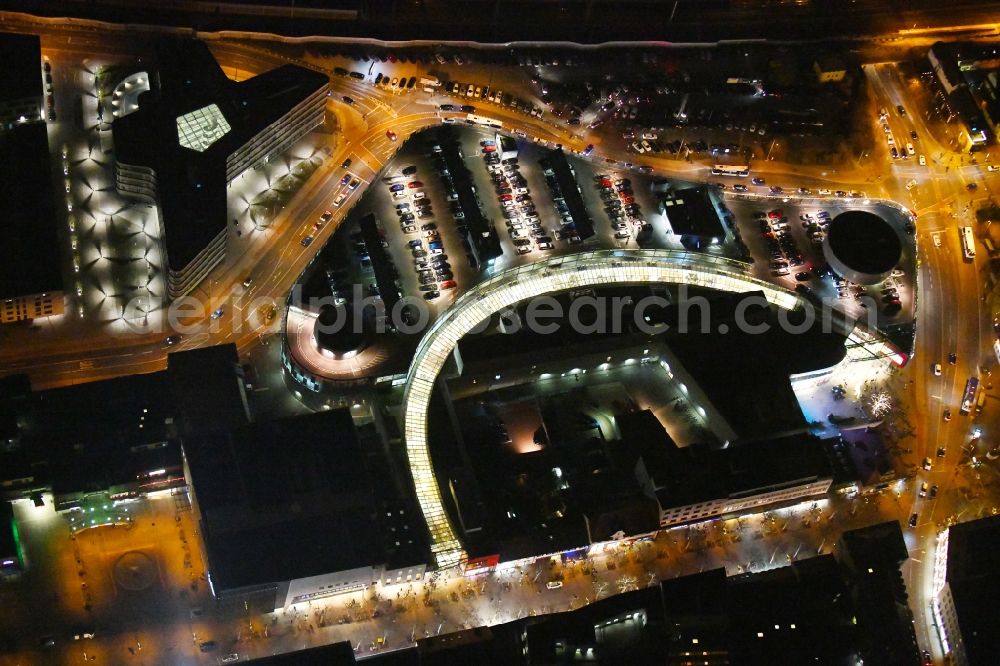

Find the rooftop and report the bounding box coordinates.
[548,149,595,240]
[187,408,383,592]
[166,343,250,438]
[0,122,61,300]
[945,514,1000,666]
[0,33,41,104]
[826,210,901,276]
[437,126,502,264]
[26,371,180,501]
[658,186,726,240]
[622,413,832,510]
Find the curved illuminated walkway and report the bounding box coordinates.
[403,249,820,568]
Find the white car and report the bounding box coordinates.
[933,233,942,248]
[640,140,652,152]
[641,131,658,140]
[631,141,645,153]
[332,193,347,207]
[934,363,942,376]
[906,142,915,156]
[817,188,832,195]
[546,581,563,589]
[412,191,426,200]
[515,187,529,195]
[919,154,926,166]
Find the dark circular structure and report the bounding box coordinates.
[822,210,902,285]
[315,303,370,358]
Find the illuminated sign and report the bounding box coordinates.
[464,554,500,576]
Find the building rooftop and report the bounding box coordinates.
[945,514,1000,666]
[0,123,61,300]
[359,213,401,314]
[0,33,41,104]
[112,38,328,272]
[622,413,832,510]
[437,126,502,265]
[826,210,901,276]
[166,343,250,438]
[187,408,383,592]
[659,186,726,240]
[26,371,180,502]
[548,149,594,240]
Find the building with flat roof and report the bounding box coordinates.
[548,149,594,240]
[113,38,328,298]
[496,132,518,161]
[0,33,43,130]
[185,408,425,611]
[26,371,183,512]
[936,514,1000,666]
[167,343,251,438]
[657,185,727,247]
[0,122,64,324]
[621,411,833,528]
[928,43,991,149]
[437,126,502,268]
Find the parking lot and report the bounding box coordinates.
[725,195,917,328]
[290,126,914,384]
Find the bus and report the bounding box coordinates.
[466,114,502,128]
[960,226,976,261]
[711,164,750,177]
[961,377,979,415]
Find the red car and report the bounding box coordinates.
[767,209,783,220]
[499,194,513,201]
[386,130,397,141]
[483,145,497,153]
[408,181,424,188]
[599,179,613,188]
[621,195,635,204]
[440,280,457,289]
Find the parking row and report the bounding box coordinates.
[388,168,459,302]
[593,174,645,242]
[483,147,555,255]
[442,81,545,119]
